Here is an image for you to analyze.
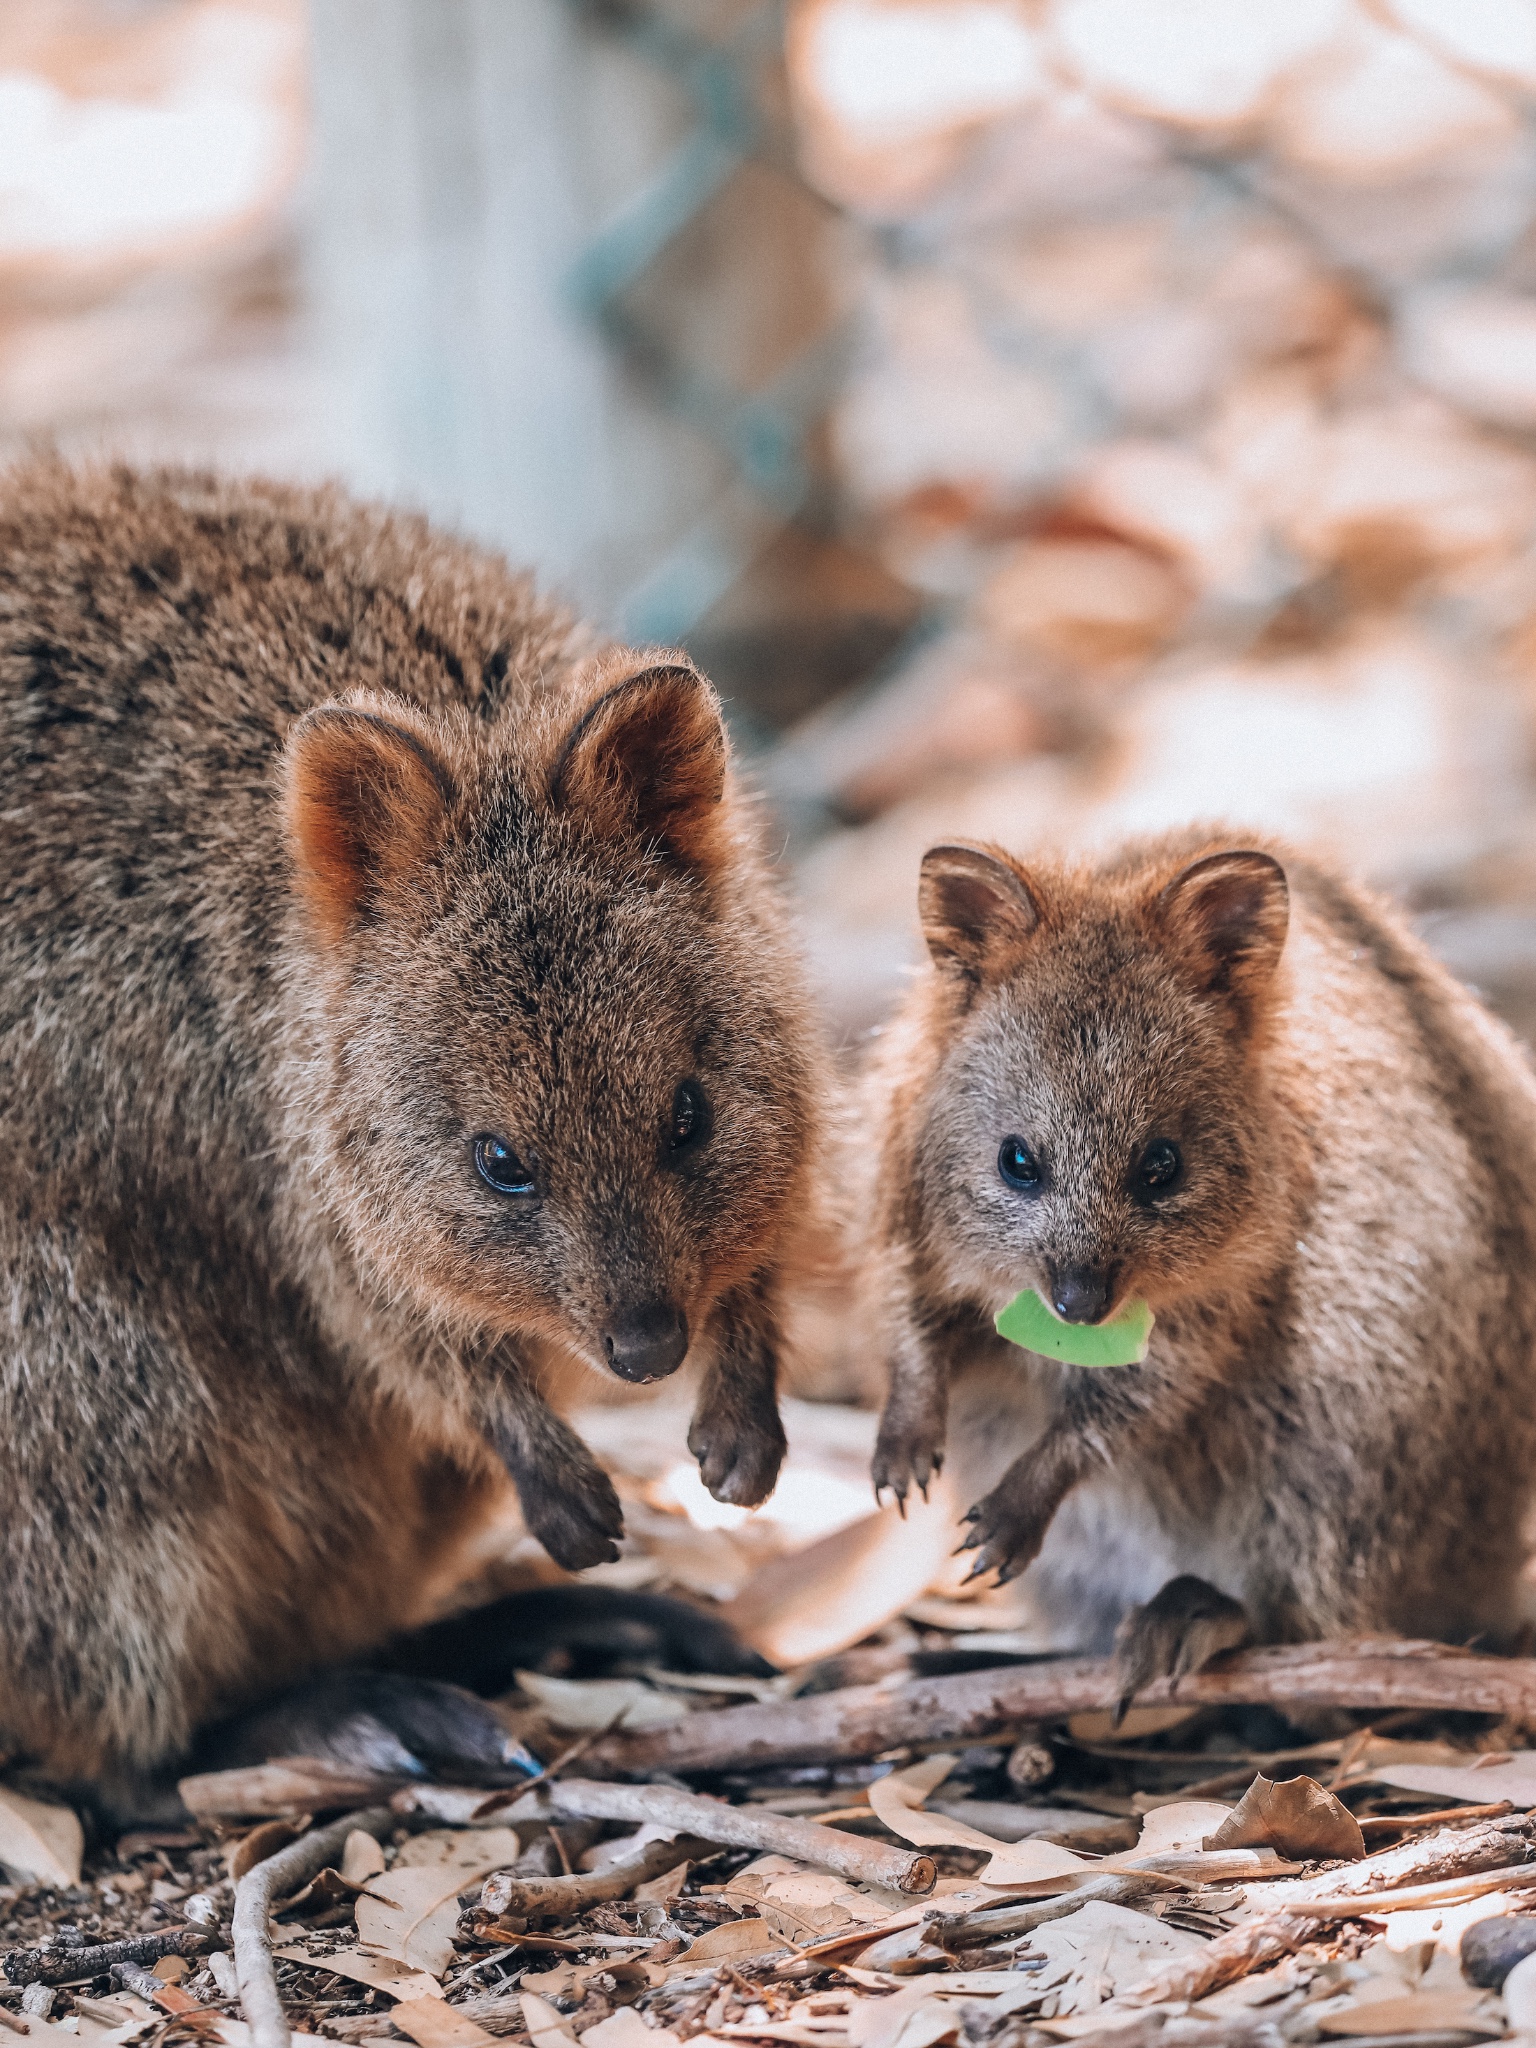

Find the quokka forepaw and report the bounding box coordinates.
[689,1401,787,1509]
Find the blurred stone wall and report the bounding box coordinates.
[768,0,1536,1045]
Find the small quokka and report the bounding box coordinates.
[0,459,820,1793]
[863,829,1536,1706]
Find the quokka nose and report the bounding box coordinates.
[1050,1267,1112,1325]
[603,1302,689,1383]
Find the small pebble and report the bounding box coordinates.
[19,1987,54,2020]
[1461,1914,1536,1988]
[183,1896,219,1929]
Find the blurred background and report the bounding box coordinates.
[10,0,1536,1047]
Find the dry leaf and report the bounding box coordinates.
[273,1946,443,2003]
[1024,1900,1208,2015]
[0,1788,83,1888]
[1315,1990,1502,2035]
[635,1861,689,1904]
[390,2000,495,2048]
[357,1829,520,1976]
[1067,1708,1199,1743]
[515,1672,686,1732]
[1122,1802,1235,1859]
[1205,1775,1364,1860]
[867,1757,1097,1889]
[584,2012,681,2048]
[1369,1753,1536,1809]
[521,1993,580,2048]
[845,1985,959,2048]
[687,1919,785,1962]
[723,1484,959,1667]
[229,1821,303,1884]
[341,1831,386,1883]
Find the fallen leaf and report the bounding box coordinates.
[1369,1754,1536,1809]
[1315,1991,1502,2035]
[229,1820,303,1884]
[1024,1901,1208,2016]
[1067,1708,1201,1743]
[723,1483,959,1667]
[866,1757,1098,1888]
[868,1758,1011,1855]
[0,1787,83,1888]
[515,1671,685,1731]
[635,1860,690,1903]
[1205,1775,1364,1860]
[521,1994,580,2048]
[355,1826,520,1974]
[687,1918,786,1962]
[341,1831,386,1883]
[584,2012,681,2048]
[845,1986,958,2048]
[390,2000,494,2048]
[1123,1802,1236,1858]
[1505,1949,1536,2032]
[273,1947,443,2002]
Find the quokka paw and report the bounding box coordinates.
[518,1463,626,1572]
[1112,1574,1252,1725]
[871,1425,945,1514]
[954,1480,1054,1586]
[689,1404,787,1509]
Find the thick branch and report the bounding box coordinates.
[583,1641,1536,1775]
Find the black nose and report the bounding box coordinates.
[1050,1266,1112,1325]
[603,1302,689,1383]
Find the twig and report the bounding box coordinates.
[504,1778,937,1894]
[583,1640,1536,1775]
[3,1929,213,1988]
[1357,1801,1513,1836]
[926,1872,1184,1949]
[1128,1815,1536,2005]
[479,1833,714,1920]
[232,1805,395,2048]
[472,1712,632,1820]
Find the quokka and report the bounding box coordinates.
[861,829,1536,1706]
[0,459,821,1794]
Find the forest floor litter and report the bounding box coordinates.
[7,1400,1536,2048]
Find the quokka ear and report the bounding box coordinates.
[919,843,1042,981]
[1157,849,1289,1021]
[283,700,455,941]
[548,661,727,874]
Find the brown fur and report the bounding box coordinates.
[0,458,821,1780]
[862,827,1536,1661]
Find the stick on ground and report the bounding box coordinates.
[232,1805,395,2048]
[505,1778,937,1894]
[480,1832,714,1920]
[582,1640,1536,1776]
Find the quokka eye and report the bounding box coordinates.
[1136,1138,1182,1196]
[474,1135,536,1196]
[998,1135,1043,1190]
[669,1079,711,1152]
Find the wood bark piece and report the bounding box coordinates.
[479,1834,714,1921]
[3,1928,213,1987]
[505,1780,937,1894]
[181,1759,407,1819]
[232,1805,395,2048]
[583,1642,1536,1776]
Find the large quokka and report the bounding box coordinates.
[864,829,1536,1707]
[0,460,819,1791]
